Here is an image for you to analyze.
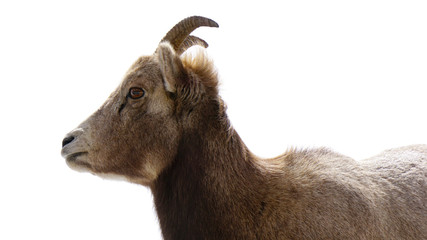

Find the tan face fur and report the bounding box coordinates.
[61,44,185,186]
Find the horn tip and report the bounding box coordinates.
[190,15,219,28]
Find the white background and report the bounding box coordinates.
[1,1,426,239]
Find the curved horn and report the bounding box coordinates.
[177,35,209,55]
[160,16,218,52]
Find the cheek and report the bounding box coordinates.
[89,112,179,182]
[133,118,180,177]
[89,115,130,171]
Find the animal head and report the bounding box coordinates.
[61,16,219,186]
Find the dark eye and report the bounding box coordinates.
[128,87,145,99]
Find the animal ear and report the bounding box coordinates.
[157,42,186,93]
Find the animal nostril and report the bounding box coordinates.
[62,136,75,147]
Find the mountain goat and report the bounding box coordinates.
[61,16,427,239]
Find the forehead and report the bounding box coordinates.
[123,56,162,89]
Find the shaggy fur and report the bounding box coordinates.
[62,17,427,240]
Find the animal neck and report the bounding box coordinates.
[151,111,265,240]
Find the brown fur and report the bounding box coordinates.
[62,18,427,240]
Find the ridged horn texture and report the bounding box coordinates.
[178,35,209,55]
[160,16,219,54]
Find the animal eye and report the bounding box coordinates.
[128,87,145,99]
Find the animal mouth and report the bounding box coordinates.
[65,152,92,170]
[66,152,87,162]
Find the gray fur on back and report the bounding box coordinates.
[267,145,427,239]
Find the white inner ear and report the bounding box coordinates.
[162,75,176,93]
